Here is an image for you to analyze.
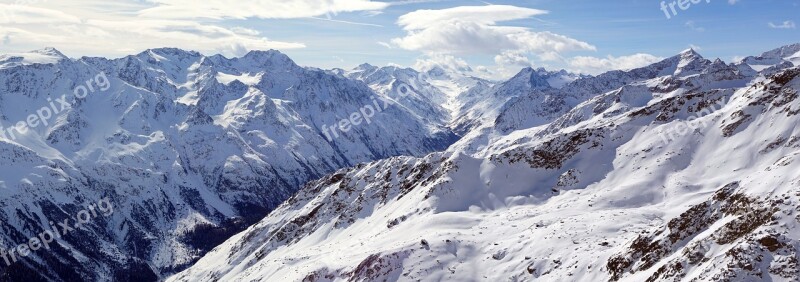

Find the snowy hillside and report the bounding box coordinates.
[339,64,452,125]
[0,48,457,281]
[450,67,583,136]
[171,44,800,282]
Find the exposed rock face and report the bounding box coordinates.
[172,44,800,282]
[0,48,457,281]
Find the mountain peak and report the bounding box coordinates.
[424,66,452,80]
[243,49,286,58]
[135,48,203,64]
[147,47,201,57]
[0,47,68,69]
[31,47,68,59]
[509,67,551,90]
[677,48,705,63]
[646,48,710,76]
[356,63,376,69]
[680,48,701,56]
[759,42,800,59]
[242,49,297,68]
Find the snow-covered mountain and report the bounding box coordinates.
[739,43,800,74]
[448,49,750,156]
[0,47,457,281]
[340,63,498,125]
[171,44,800,281]
[340,63,586,140]
[445,67,581,134]
[337,64,451,125]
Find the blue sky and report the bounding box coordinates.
[0,0,798,78]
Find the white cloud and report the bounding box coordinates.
[413,54,472,73]
[475,65,490,73]
[567,53,664,75]
[393,21,522,54]
[391,5,595,57]
[307,16,383,27]
[138,0,389,20]
[769,20,796,29]
[396,5,548,31]
[230,27,261,36]
[494,50,531,67]
[0,4,81,24]
[377,41,393,49]
[0,2,306,57]
[685,20,705,32]
[362,10,384,17]
[413,54,531,81]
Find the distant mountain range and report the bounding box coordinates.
[0,43,799,281]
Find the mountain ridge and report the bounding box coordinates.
[0,46,457,280]
[0,43,798,281]
[170,43,800,282]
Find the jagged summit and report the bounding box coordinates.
[242,48,284,57]
[239,49,297,68]
[141,47,202,58]
[30,47,68,59]
[0,47,68,69]
[509,67,552,90]
[592,47,710,78]
[678,48,705,63]
[760,42,800,58]
[679,47,702,57]
[354,62,377,71]
[503,66,583,90]
[673,48,710,74]
[738,42,800,73]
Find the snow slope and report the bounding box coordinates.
[0,48,457,281]
[172,44,800,282]
[340,64,452,125]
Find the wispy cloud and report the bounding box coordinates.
[386,0,452,6]
[138,0,389,20]
[308,16,384,27]
[0,2,307,57]
[377,41,394,49]
[768,20,796,29]
[685,20,705,32]
[494,50,531,67]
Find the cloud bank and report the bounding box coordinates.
[391,5,596,59]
